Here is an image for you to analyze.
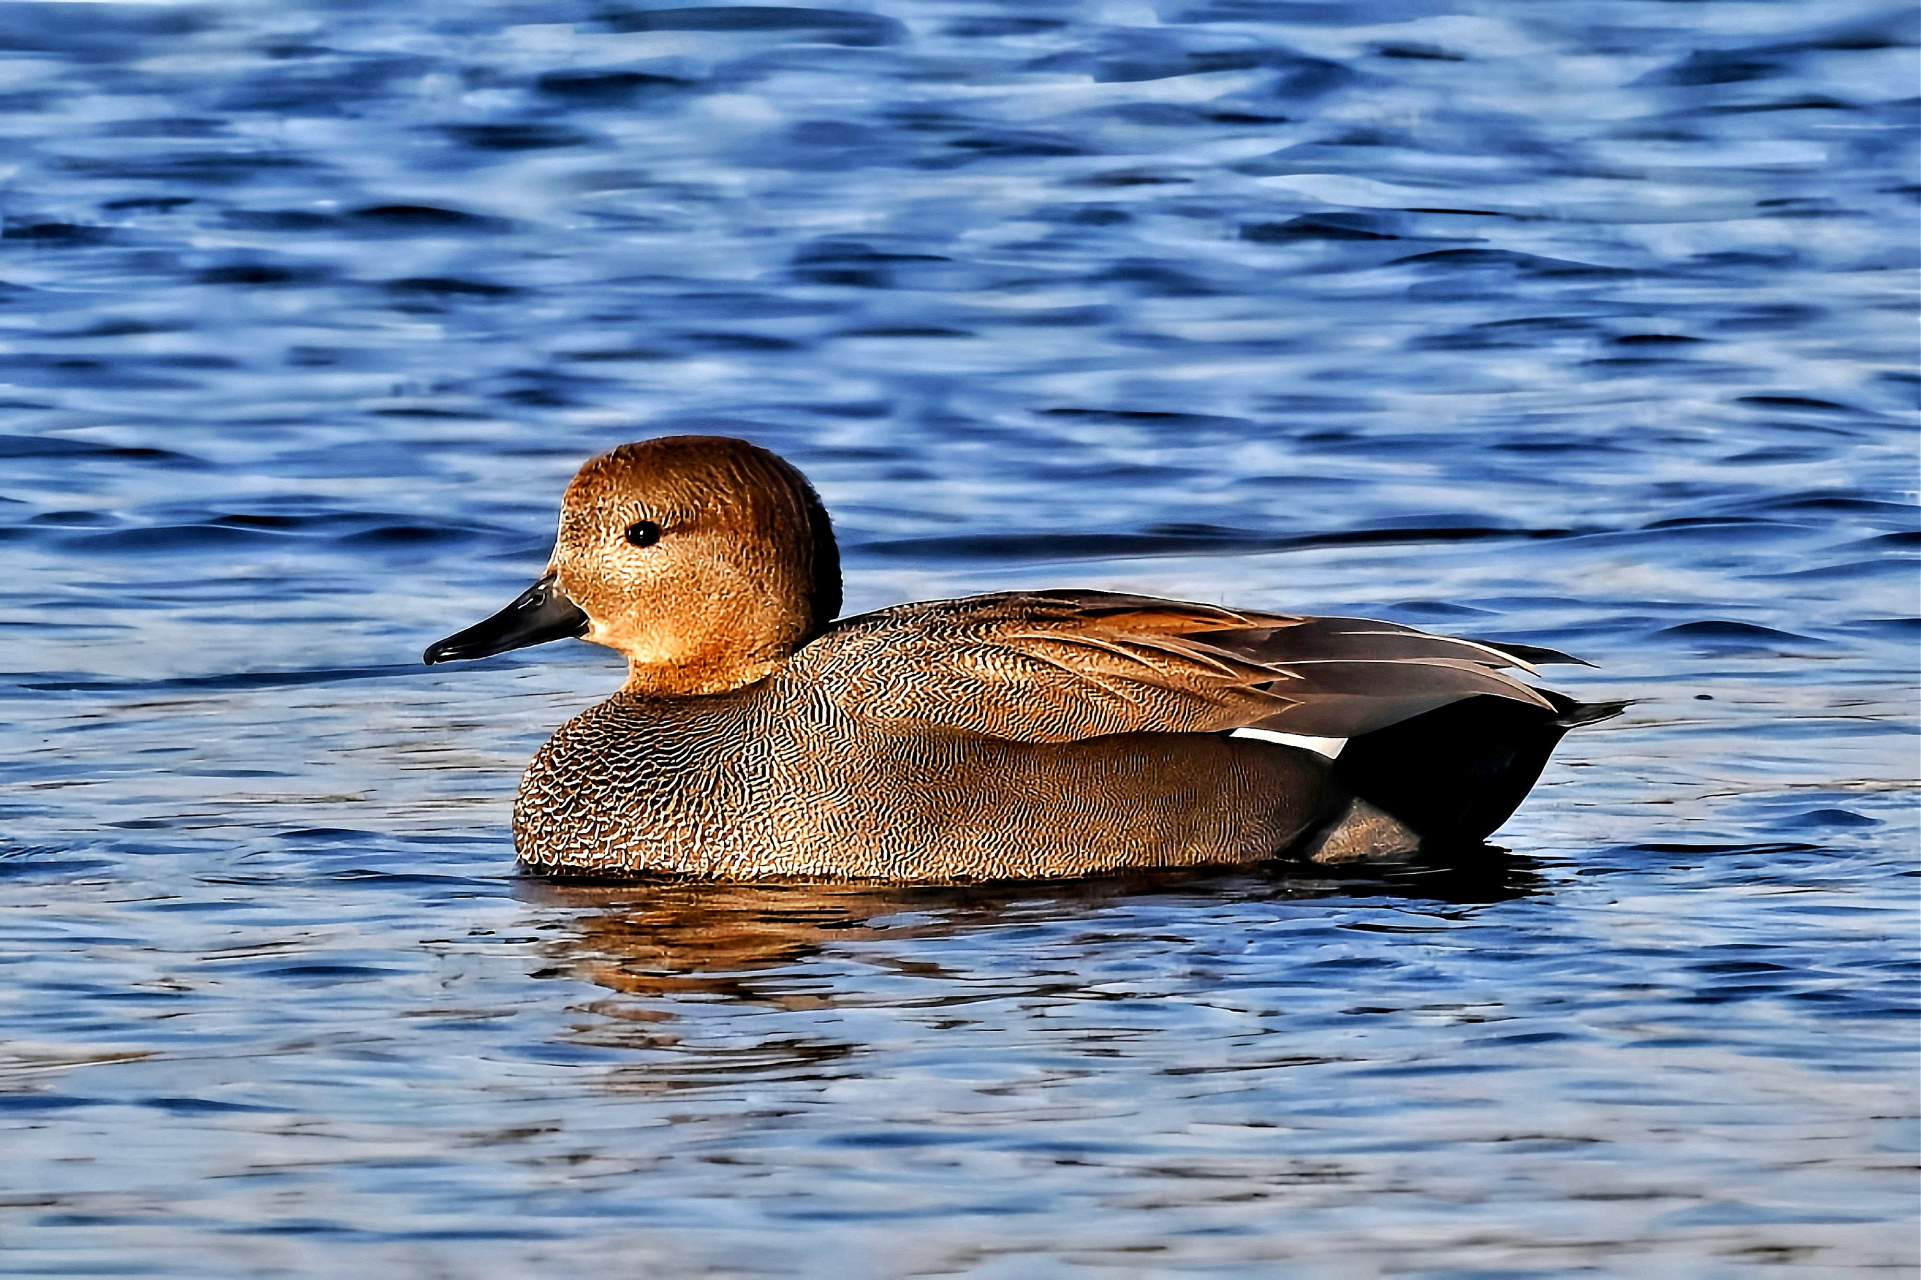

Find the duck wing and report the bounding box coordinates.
[796,589,1559,744]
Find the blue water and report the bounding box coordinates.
[1,0,1915,1273]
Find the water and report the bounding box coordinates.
[0,0,1915,1273]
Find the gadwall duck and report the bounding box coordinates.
[425,436,1622,880]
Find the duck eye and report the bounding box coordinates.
[624,520,661,548]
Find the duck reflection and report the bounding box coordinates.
[513,852,1544,1093]
[517,850,1545,1004]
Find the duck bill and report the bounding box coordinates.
[423,572,589,664]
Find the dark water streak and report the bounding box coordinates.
[0,0,1914,1274]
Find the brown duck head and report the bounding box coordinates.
[424,436,841,695]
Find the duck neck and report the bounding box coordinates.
[622,651,783,697]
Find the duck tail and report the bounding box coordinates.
[1328,691,1630,849]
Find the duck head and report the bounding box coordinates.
[424,436,841,695]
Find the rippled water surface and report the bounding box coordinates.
[1,0,1916,1274]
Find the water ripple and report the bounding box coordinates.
[0,0,1912,1273]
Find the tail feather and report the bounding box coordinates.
[1329,691,1627,849]
[1550,695,1633,728]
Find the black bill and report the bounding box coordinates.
[423,572,589,664]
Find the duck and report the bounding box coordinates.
[424,435,1623,880]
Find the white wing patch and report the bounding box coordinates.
[1232,727,1346,758]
